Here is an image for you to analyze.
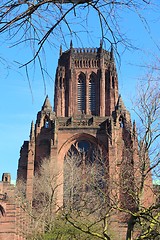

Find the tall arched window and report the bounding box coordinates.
[77,73,86,113]
[89,73,96,115]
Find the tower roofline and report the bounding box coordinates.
[61,46,111,55]
[58,44,115,70]
[59,41,114,58]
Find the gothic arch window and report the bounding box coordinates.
[89,72,96,115]
[77,73,86,113]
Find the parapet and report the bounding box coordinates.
[73,48,98,54]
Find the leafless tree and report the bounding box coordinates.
[16,78,160,239]
[128,79,160,240]
[0,0,156,70]
[63,146,113,240]
[63,79,160,240]
[16,157,63,239]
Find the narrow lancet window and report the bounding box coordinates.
[77,73,86,113]
[89,73,96,115]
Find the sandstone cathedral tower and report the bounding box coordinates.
[0,42,154,240]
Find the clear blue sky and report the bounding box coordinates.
[0,2,159,181]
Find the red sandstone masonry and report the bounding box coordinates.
[1,44,154,240]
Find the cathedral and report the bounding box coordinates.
[0,42,154,239]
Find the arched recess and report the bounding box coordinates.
[58,133,107,158]
[77,72,86,113]
[89,72,97,115]
[58,133,109,212]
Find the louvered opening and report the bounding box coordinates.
[89,76,96,115]
[78,74,86,113]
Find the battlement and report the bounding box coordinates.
[73,47,99,54]
[63,47,111,59]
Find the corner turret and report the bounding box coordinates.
[42,95,52,112]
